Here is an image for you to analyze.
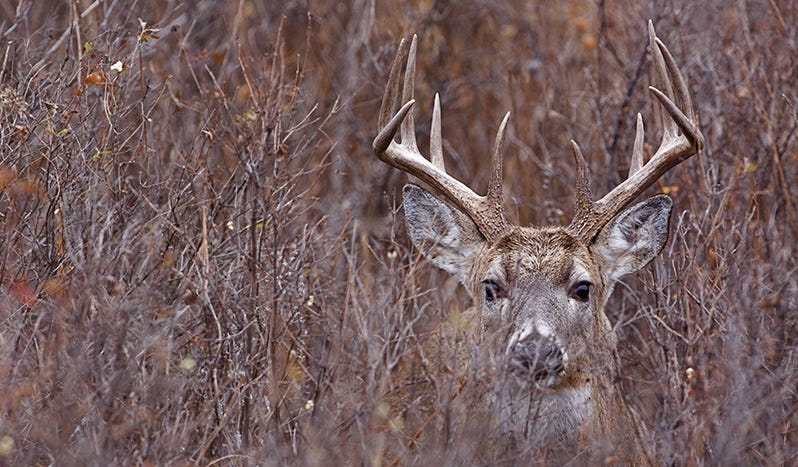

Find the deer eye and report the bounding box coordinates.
[483,280,502,303]
[569,281,592,302]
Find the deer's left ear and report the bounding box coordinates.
[592,195,672,283]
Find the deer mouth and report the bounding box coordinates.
[508,335,566,385]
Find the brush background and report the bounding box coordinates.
[0,0,796,464]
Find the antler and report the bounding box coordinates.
[373,35,511,241]
[567,21,705,242]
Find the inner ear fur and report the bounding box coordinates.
[592,195,673,283]
[402,184,485,283]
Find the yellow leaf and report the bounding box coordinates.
[180,358,197,372]
[388,415,404,433]
[92,150,112,162]
[139,33,160,43]
[0,435,14,456]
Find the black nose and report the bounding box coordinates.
[509,332,565,381]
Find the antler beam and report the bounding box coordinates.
[374,22,702,244]
[567,21,704,241]
[373,35,511,241]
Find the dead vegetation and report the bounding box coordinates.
[0,0,795,465]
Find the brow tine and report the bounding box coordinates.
[570,140,594,218]
[487,112,510,205]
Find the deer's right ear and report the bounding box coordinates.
[402,184,484,282]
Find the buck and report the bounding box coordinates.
[372,22,703,463]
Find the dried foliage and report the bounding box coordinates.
[0,0,795,465]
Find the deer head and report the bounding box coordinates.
[372,21,703,456]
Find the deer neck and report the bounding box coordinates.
[501,333,648,456]
[581,347,652,463]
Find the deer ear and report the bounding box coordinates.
[403,184,485,282]
[593,195,672,283]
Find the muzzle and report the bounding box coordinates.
[508,330,565,382]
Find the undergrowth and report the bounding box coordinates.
[0,0,795,465]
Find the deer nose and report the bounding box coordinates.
[509,332,565,381]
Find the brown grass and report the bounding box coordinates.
[0,0,796,465]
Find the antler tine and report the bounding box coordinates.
[378,37,409,131]
[648,21,703,151]
[655,36,694,123]
[400,35,418,151]
[430,93,445,170]
[630,113,645,176]
[567,21,703,242]
[570,140,594,220]
[649,87,702,149]
[648,21,676,138]
[374,99,415,155]
[372,36,511,240]
[647,22,702,147]
[488,113,510,208]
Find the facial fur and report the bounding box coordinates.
[462,227,614,388]
[402,184,672,392]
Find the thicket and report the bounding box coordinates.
[0,1,795,464]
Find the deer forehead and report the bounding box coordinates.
[478,227,598,285]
